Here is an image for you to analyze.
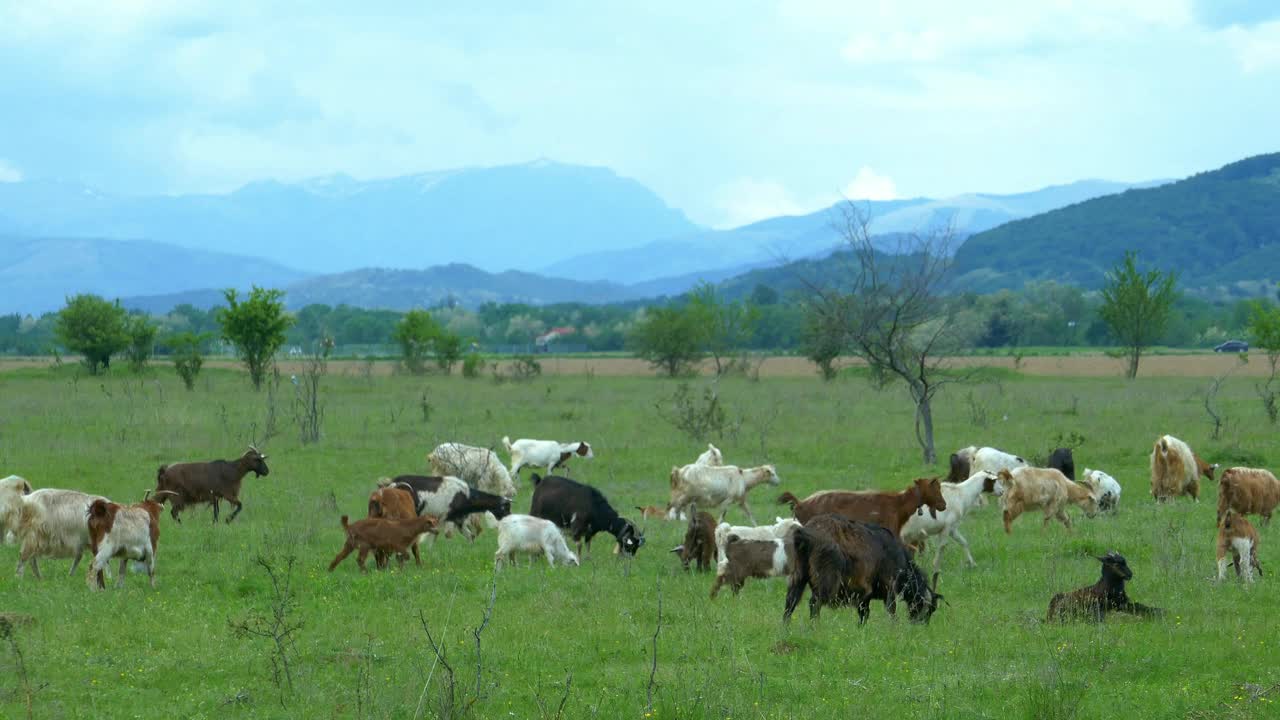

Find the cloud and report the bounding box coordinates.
[1194,0,1280,29]
[0,160,22,183]
[1220,21,1280,72]
[713,178,810,228]
[842,167,898,201]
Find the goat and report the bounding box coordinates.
[777,477,948,536]
[1047,448,1076,481]
[671,508,717,572]
[710,535,792,598]
[696,443,724,467]
[1216,510,1263,583]
[529,473,644,557]
[1079,468,1122,512]
[493,514,580,569]
[900,471,999,571]
[635,505,672,520]
[1195,453,1219,483]
[947,446,1027,483]
[367,484,430,567]
[783,513,942,624]
[1149,435,1199,502]
[428,442,517,498]
[380,475,512,540]
[1217,467,1280,525]
[999,467,1098,534]
[155,445,270,523]
[668,464,781,523]
[0,475,33,544]
[328,514,439,572]
[1046,552,1163,622]
[503,436,593,477]
[713,516,800,564]
[85,490,174,590]
[14,487,108,578]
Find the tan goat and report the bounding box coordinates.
[1000,467,1098,534]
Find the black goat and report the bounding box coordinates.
[1047,448,1076,481]
[1046,552,1164,622]
[155,446,270,523]
[529,473,644,557]
[784,513,941,625]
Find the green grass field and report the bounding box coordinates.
[1,363,1277,719]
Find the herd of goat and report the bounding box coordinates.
[1,431,1276,624]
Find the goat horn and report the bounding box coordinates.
[143,489,152,502]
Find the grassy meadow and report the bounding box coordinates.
[0,360,1278,719]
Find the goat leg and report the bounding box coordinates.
[116,557,128,589]
[225,500,243,524]
[210,499,220,523]
[67,548,84,576]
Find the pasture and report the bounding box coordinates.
[0,362,1277,719]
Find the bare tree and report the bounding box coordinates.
[804,202,965,463]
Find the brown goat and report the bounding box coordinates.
[85,490,174,590]
[1046,552,1163,622]
[635,505,672,520]
[1217,509,1263,583]
[1217,467,1280,524]
[1195,454,1219,483]
[776,478,948,536]
[671,509,716,572]
[328,514,439,573]
[710,535,792,598]
[155,446,270,523]
[367,484,430,568]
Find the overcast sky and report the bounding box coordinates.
[1,0,1277,228]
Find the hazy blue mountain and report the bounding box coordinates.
[951,153,1280,293]
[0,160,701,275]
[0,236,310,314]
[543,180,1159,283]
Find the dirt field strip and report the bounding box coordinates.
[0,353,1262,377]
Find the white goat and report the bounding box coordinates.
[669,464,781,523]
[951,446,1027,507]
[1,475,33,544]
[900,471,999,571]
[1079,468,1122,512]
[14,488,107,578]
[85,492,170,590]
[494,514,580,569]
[696,444,724,467]
[713,517,800,564]
[429,442,517,497]
[502,436,593,477]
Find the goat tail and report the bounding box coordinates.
[502,436,513,452]
[776,492,801,511]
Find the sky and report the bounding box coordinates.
[0,0,1278,228]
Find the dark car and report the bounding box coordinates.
[1214,340,1249,353]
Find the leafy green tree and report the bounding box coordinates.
[801,303,845,380]
[630,306,707,377]
[1098,252,1178,379]
[433,330,464,373]
[393,309,442,374]
[169,332,209,390]
[54,294,128,374]
[217,287,294,390]
[688,283,759,375]
[124,314,159,372]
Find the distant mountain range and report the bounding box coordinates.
[541,180,1164,283]
[0,160,700,275]
[952,153,1280,294]
[0,236,309,315]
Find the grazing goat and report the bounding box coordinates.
[1046,552,1163,622]
[367,484,429,567]
[1000,467,1098,534]
[503,436,593,477]
[1047,448,1076,481]
[713,516,800,564]
[0,475,34,544]
[1149,435,1199,502]
[1077,468,1121,512]
[328,514,439,572]
[783,513,942,624]
[671,508,717,572]
[668,464,781,523]
[529,473,645,557]
[14,488,108,578]
[710,535,792,598]
[381,475,512,540]
[1195,454,1219,483]
[493,514,580,569]
[85,490,173,590]
[1217,467,1280,525]
[947,446,1027,483]
[900,471,999,571]
[1216,510,1263,583]
[428,442,517,498]
[777,477,948,536]
[155,446,270,523]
